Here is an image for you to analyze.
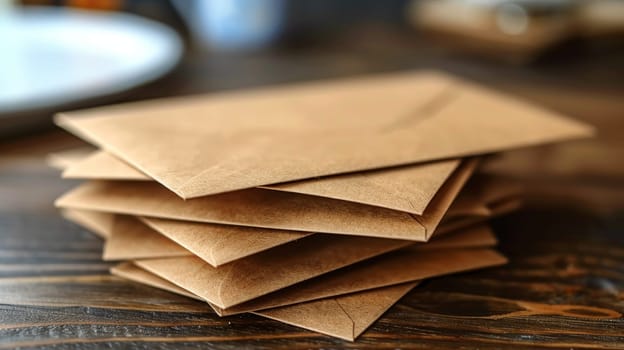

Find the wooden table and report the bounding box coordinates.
[1,35,623,348]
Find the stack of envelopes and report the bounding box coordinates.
[51,71,593,341]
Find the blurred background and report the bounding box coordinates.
[1,0,623,211]
[1,0,623,137]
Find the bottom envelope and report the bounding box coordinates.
[112,262,418,341]
[112,244,506,340]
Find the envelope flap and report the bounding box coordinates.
[140,216,310,266]
[258,298,355,341]
[112,262,418,341]
[215,235,411,308]
[224,246,506,315]
[338,282,418,339]
[418,158,479,238]
[55,181,427,240]
[257,282,418,341]
[265,159,460,215]
[136,235,410,309]
[58,147,464,219]
[111,262,202,301]
[103,216,189,261]
[61,149,459,216]
[56,71,454,198]
[56,70,592,199]
[135,255,232,307]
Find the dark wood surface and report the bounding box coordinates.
[1,33,624,349]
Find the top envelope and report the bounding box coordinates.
[56,70,593,199]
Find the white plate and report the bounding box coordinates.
[0,7,183,114]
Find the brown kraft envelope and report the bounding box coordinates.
[103,214,309,265]
[114,245,506,340]
[95,191,503,263]
[55,160,477,241]
[256,282,418,341]
[111,262,419,341]
[56,150,522,220]
[62,186,502,265]
[62,149,461,215]
[60,173,516,265]
[212,232,506,316]
[134,234,414,309]
[102,216,190,261]
[133,233,505,310]
[55,70,593,199]
[89,205,496,263]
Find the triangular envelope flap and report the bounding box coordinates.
[256,282,418,341]
[257,298,355,341]
[54,159,491,241]
[222,247,506,315]
[103,216,189,261]
[135,234,411,309]
[60,208,114,239]
[139,216,310,267]
[111,262,203,301]
[111,262,417,342]
[333,282,419,340]
[57,149,494,222]
[56,71,453,198]
[55,181,427,240]
[63,149,459,216]
[63,208,305,266]
[264,159,459,215]
[417,158,478,239]
[113,205,495,265]
[56,70,593,199]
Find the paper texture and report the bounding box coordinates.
[112,262,204,301]
[90,203,498,264]
[256,282,418,341]
[217,243,506,316]
[139,216,310,266]
[55,160,477,241]
[103,216,189,261]
[112,243,505,339]
[135,234,412,308]
[62,191,505,266]
[128,224,504,311]
[56,70,593,199]
[111,262,417,341]
[62,208,309,266]
[63,150,461,215]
